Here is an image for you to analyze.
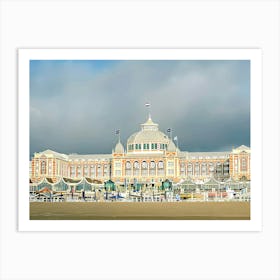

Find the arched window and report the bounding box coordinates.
[201,163,207,175]
[241,158,247,171]
[84,165,88,176]
[158,161,164,175]
[97,164,102,177]
[149,161,156,176]
[141,161,148,169]
[125,161,131,169]
[77,166,81,176]
[209,162,214,172]
[150,161,156,169]
[125,161,131,176]
[187,163,193,176]
[180,163,186,176]
[195,162,200,176]
[133,161,139,176]
[104,164,108,176]
[141,161,148,176]
[70,165,75,177]
[90,165,96,177]
[158,161,164,169]
[41,161,46,175]
[216,162,222,175]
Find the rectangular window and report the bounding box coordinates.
[150,169,156,176]
[97,170,102,177]
[141,170,148,176]
[241,159,247,171]
[155,143,157,149]
[158,169,164,176]
[135,144,138,149]
[168,162,174,167]
[147,144,149,149]
[133,169,139,176]
[90,168,95,176]
[139,144,141,149]
[151,143,154,149]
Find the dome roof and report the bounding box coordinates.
[127,116,169,145]
[127,130,169,143]
[114,141,125,153]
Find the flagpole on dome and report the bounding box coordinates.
[167,128,172,140]
[145,102,151,119]
[174,136,178,149]
[116,129,120,143]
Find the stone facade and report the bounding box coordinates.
[30,116,250,185]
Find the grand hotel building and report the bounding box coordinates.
[30,115,251,185]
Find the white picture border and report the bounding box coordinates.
[18,48,262,232]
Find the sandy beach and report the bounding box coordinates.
[30,201,250,220]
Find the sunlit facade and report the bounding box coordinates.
[30,116,250,186]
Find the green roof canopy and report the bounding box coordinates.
[104,180,116,191]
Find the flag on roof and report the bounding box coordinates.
[115,129,120,135]
[145,102,151,107]
[174,136,178,141]
[167,128,171,133]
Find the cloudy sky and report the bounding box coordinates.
[30,60,250,158]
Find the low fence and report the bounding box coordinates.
[29,191,250,202]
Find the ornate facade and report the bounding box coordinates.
[30,116,250,185]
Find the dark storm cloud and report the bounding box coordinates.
[30,60,250,157]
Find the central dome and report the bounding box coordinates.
[127,116,170,153]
